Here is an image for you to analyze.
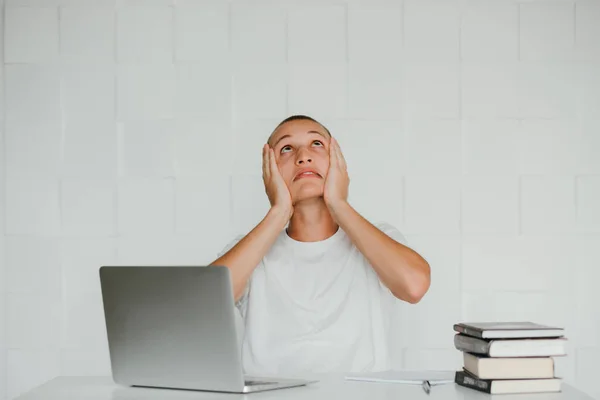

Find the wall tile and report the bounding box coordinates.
[461,1,518,61]
[404,176,461,234]
[5,120,61,178]
[461,64,519,118]
[232,63,287,120]
[520,176,576,235]
[174,119,234,177]
[403,0,459,62]
[60,6,114,62]
[117,6,173,62]
[347,3,402,64]
[5,65,60,122]
[288,63,347,119]
[518,63,577,119]
[61,179,116,236]
[62,119,118,179]
[117,64,175,121]
[7,294,61,349]
[520,2,575,61]
[404,119,461,175]
[175,2,229,62]
[117,178,175,235]
[62,65,115,121]
[4,7,59,63]
[231,3,285,64]
[5,177,61,236]
[403,63,459,119]
[5,237,61,295]
[462,119,519,175]
[119,119,175,178]
[348,63,403,119]
[462,176,519,234]
[176,63,231,120]
[287,4,346,63]
[175,176,231,237]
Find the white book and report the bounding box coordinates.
[454,333,568,357]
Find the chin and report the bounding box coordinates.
[292,186,324,204]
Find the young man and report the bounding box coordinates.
[210,115,430,376]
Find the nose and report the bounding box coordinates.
[295,148,312,165]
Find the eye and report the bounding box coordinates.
[312,140,323,147]
[280,145,292,153]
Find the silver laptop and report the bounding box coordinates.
[99,265,317,393]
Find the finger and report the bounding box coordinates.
[264,144,271,179]
[269,148,279,178]
[335,140,347,170]
[332,137,343,169]
[329,138,337,169]
[262,145,266,178]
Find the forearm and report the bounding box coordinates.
[210,207,290,302]
[328,201,430,303]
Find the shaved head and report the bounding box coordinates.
[268,115,331,146]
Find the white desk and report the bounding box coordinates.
[14,376,595,400]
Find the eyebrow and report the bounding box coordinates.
[272,130,328,148]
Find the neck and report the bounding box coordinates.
[286,198,338,242]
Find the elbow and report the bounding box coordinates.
[401,261,431,304]
[404,286,427,304]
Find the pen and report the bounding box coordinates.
[422,380,431,395]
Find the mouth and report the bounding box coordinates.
[294,170,322,181]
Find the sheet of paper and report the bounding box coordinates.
[345,370,455,385]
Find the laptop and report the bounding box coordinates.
[99,265,317,393]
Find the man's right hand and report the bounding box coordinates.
[263,144,293,220]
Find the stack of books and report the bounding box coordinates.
[452,322,567,395]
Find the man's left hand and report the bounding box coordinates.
[323,137,350,211]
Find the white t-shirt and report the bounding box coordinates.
[218,222,407,377]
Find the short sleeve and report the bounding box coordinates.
[216,234,250,318]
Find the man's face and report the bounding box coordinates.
[268,119,331,204]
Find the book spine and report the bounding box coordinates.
[454,334,490,355]
[454,371,492,394]
[453,324,483,338]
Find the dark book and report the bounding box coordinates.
[453,322,564,339]
[454,333,568,357]
[455,370,562,395]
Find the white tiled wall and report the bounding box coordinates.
[2,0,600,399]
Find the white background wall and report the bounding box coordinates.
[1,0,600,399]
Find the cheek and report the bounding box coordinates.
[318,154,330,170]
[279,163,295,182]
